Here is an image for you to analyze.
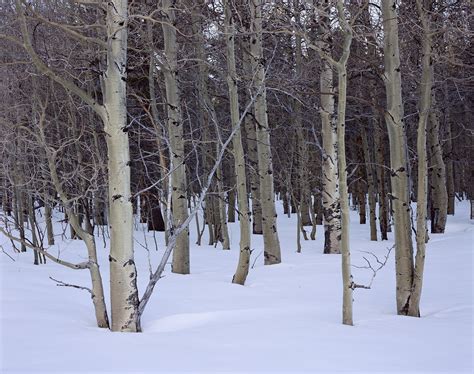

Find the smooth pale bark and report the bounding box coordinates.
[250,0,281,265]
[333,0,353,326]
[407,0,432,317]
[319,1,341,255]
[16,0,135,331]
[103,0,140,332]
[381,1,415,315]
[162,0,190,274]
[428,94,448,233]
[225,0,251,284]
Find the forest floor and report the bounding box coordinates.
[1,201,472,373]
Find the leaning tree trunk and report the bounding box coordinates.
[103,0,140,332]
[250,0,281,265]
[162,0,190,274]
[381,1,415,316]
[224,0,251,284]
[319,1,341,255]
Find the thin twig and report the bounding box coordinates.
[49,276,93,295]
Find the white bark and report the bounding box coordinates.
[162,0,190,274]
[224,0,251,284]
[250,0,281,265]
[381,1,415,315]
[407,0,433,317]
[333,0,353,326]
[318,1,341,255]
[103,0,140,332]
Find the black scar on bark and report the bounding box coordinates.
[123,259,135,267]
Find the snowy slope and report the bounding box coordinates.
[1,201,472,373]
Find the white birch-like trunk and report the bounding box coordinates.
[162,0,190,274]
[407,0,433,317]
[381,1,415,315]
[250,0,281,265]
[242,37,263,235]
[225,0,251,284]
[333,0,353,326]
[103,0,140,332]
[319,2,341,255]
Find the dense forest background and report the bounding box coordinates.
[0,0,472,334]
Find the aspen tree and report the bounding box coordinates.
[294,0,311,227]
[161,0,190,274]
[250,0,281,265]
[406,0,433,317]
[242,36,263,235]
[192,6,230,249]
[318,0,342,255]
[224,0,251,284]
[16,0,141,331]
[333,0,353,326]
[103,0,141,332]
[381,1,415,315]
[428,94,448,233]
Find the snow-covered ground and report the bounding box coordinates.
[1,201,472,373]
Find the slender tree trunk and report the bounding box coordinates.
[104,0,140,332]
[28,196,40,265]
[250,0,281,265]
[382,1,415,315]
[319,1,341,254]
[162,0,190,274]
[216,154,230,250]
[225,0,251,286]
[444,109,455,215]
[294,2,311,227]
[242,38,263,235]
[44,195,54,245]
[227,188,236,223]
[333,0,353,325]
[148,21,169,235]
[428,94,448,233]
[375,120,389,240]
[361,127,378,240]
[407,0,433,317]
